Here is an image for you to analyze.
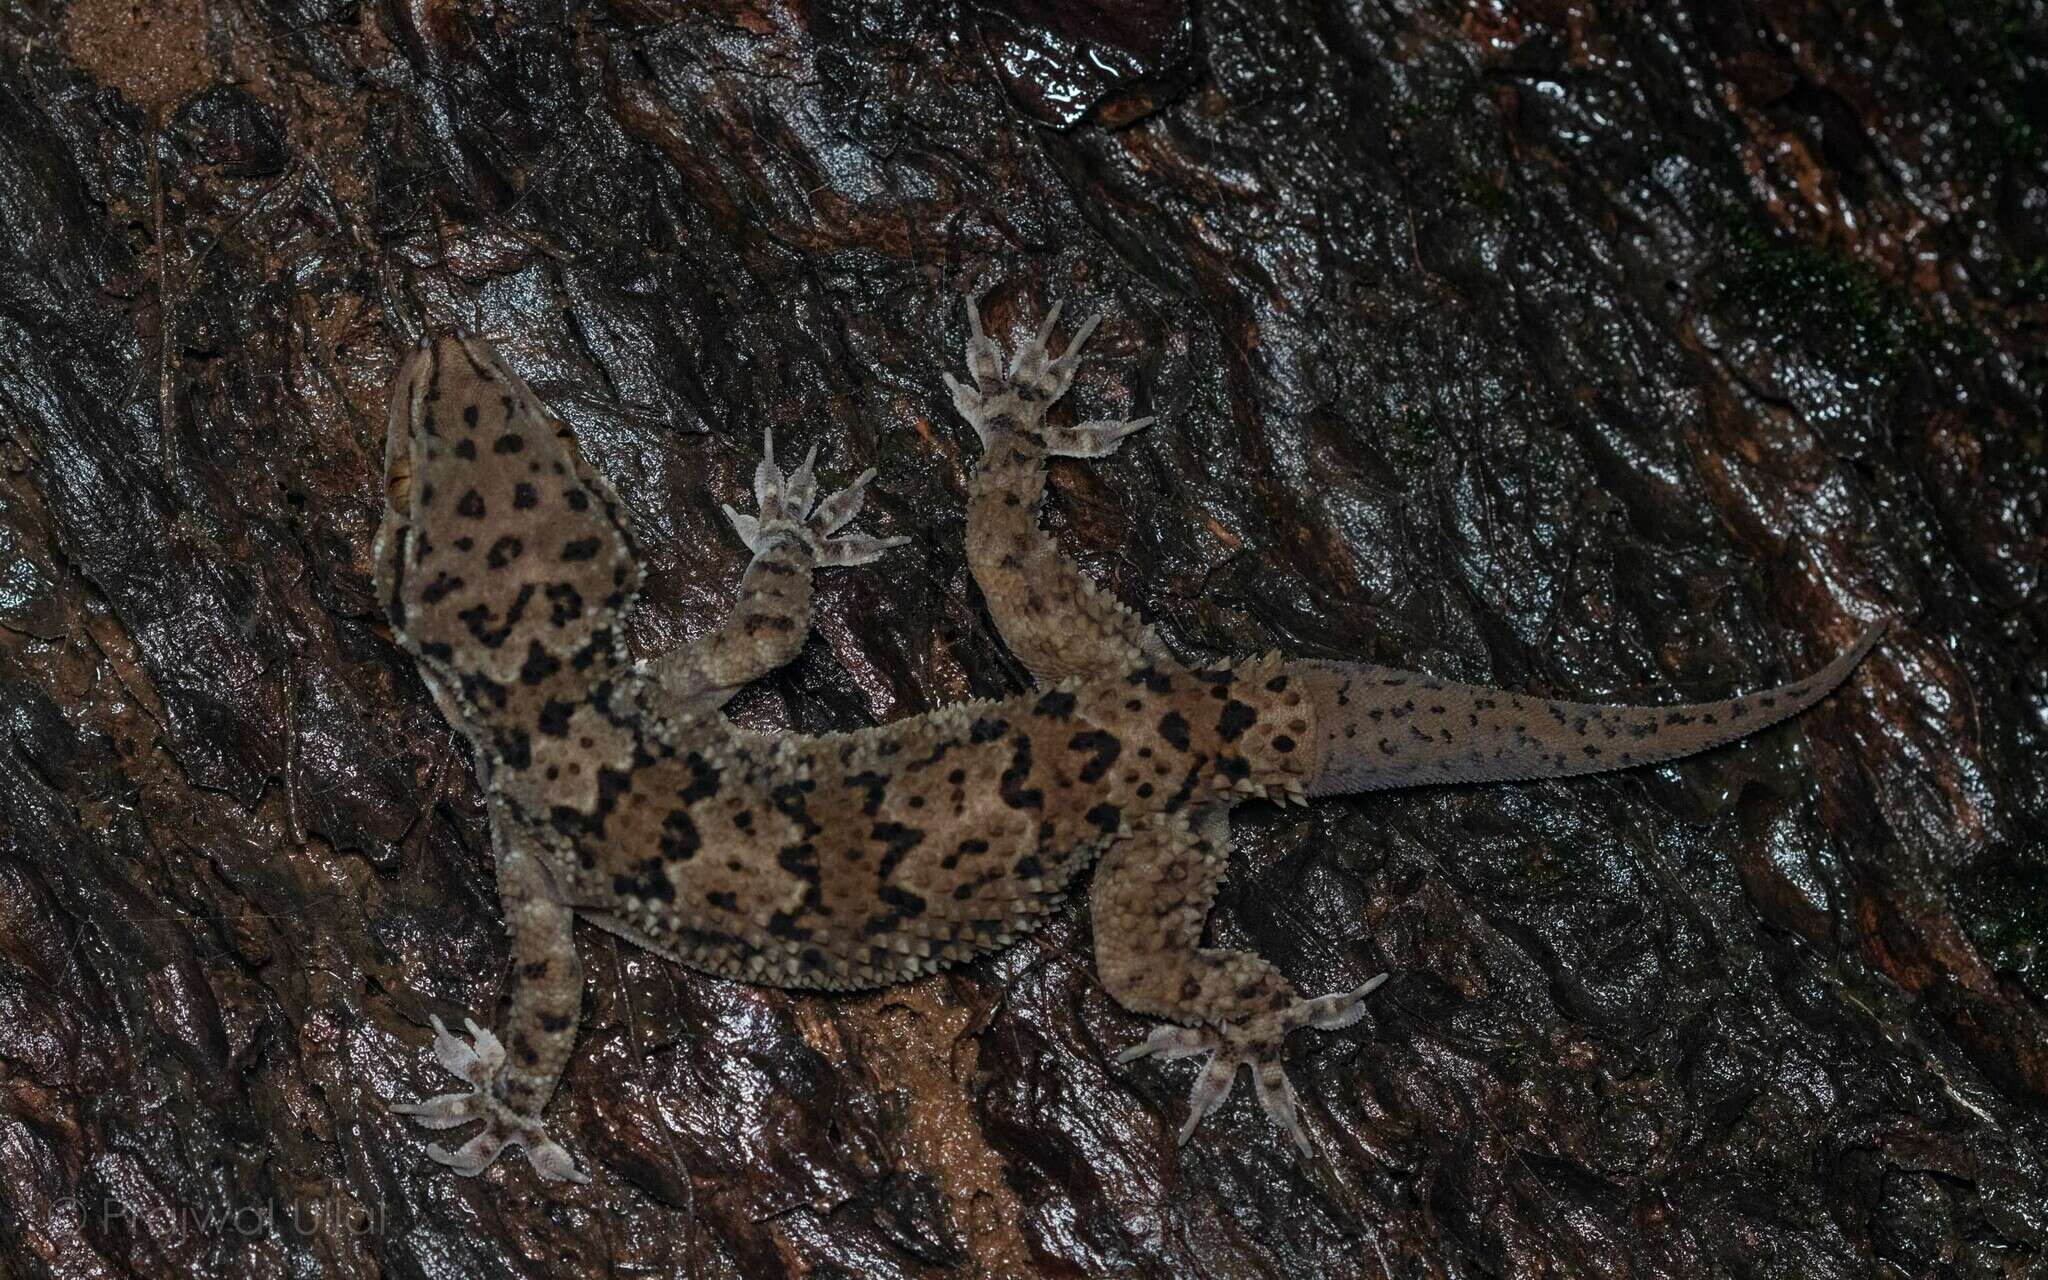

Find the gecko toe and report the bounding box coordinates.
[426,1129,508,1176]
[390,1088,484,1130]
[525,1134,592,1184]
[963,294,1003,390]
[1115,1023,1210,1063]
[422,1015,502,1085]
[1294,975,1388,1033]
[1041,416,1156,460]
[1178,1053,1244,1142]
[1047,312,1104,374]
[1251,1060,1312,1158]
[1008,299,1065,382]
[816,533,911,568]
[412,1093,589,1182]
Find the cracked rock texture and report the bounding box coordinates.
[2,1,2044,1276]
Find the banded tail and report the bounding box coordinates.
[1297,622,1885,797]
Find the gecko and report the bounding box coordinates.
[374,296,1884,1181]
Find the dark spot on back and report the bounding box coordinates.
[1033,688,1077,719]
[519,640,561,686]
[1217,700,1257,741]
[1158,711,1191,751]
[1067,730,1122,783]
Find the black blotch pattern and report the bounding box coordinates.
[999,735,1043,810]
[678,753,722,804]
[659,810,700,865]
[1033,689,1077,719]
[1125,667,1173,694]
[1067,730,1122,783]
[846,771,889,817]
[969,716,1010,744]
[615,855,675,903]
[545,583,584,626]
[872,822,926,879]
[1158,711,1191,752]
[519,640,562,686]
[497,727,531,770]
[1217,700,1257,741]
[536,699,575,736]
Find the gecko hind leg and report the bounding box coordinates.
[388,819,590,1183]
[1096,809,1389,1156]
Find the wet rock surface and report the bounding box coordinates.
[1,1,2043,1275]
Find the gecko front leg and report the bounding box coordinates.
[1097,809,1387,1156]
[642,428,908,716]
[945,296,1163,683]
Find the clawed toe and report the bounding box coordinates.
[423,1115,587,1184]
[390,1088,483,1130]
[426,1127,508,1176]
[725,428,908,567]
[426,1015,501,1083]
[1041,416,1155,459]
[962,292,1003,391]
[1115,1023,1209,1063]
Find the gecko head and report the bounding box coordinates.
[377,331,644,716]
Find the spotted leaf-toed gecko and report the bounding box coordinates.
[375,299,1884,1181]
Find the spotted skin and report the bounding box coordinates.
[379,311,1884,1181]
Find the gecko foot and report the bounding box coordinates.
[1116,974,1388,1157]
[390,1015,589,1184]
[943,296,1155,458]
[723,427,910,567]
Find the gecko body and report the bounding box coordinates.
[377,301,1881,1180]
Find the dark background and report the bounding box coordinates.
[2,1,2045,1275]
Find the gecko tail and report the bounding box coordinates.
[1297,621,1886,797]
